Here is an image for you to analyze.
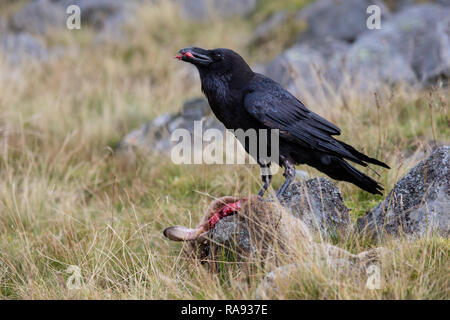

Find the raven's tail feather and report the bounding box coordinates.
[318,156,384,195]
[337,139,390,169]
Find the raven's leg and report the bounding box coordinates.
[276,158,295,198]
[258,162,272,196]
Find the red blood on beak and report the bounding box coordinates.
[175,52,193,60]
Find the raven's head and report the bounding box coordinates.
[175,47,252,75]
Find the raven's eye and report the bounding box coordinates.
[213,53,223,61]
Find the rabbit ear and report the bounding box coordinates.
[163,226,199,241]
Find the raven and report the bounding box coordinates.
[175,47,389,197]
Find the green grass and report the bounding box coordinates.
[0,0,448,299]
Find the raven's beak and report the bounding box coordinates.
[175,47,213,65]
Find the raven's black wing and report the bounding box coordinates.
[243,76,388,168]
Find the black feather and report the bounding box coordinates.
[178,47,390,195]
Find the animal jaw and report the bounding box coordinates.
[163,196,241,242]
[163,196,387,273]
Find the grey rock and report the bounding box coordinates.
[260,37,352,95]
[181,97,211,120]
[298,37,350,61]
[296,0,391,43]
[430,15,450,83]
[167,117,186,133]
[392,0,415,11]
[251,62,267,75]
[58,0,134,32]
[261,45,329,97]
[394,0,450,9]
[210,215,251,255]
[255,246,387,298]
[251,11,288,44]
[387,4,450,83]
[9,0,135,36]
[279,178,352,238]
[259,3,449,93]
[0,18,8,34]
[180,0,208,20]
[299,37,351,90]
[345,32,418,91]
[0,33,50,65]
[358,146,450,238]
[120,98,224,153]
[9,0,66,34]
[351,4,450,86]
[180,0,257,20]
[436,0,450,6]
[151,113,172,128]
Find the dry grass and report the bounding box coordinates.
[0,1,448,299]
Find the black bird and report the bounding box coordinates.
[175,47,389,197]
